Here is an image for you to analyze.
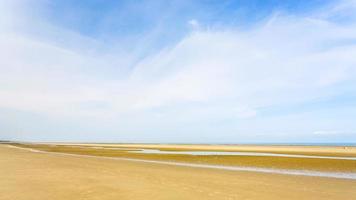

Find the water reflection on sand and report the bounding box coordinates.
[129,149,356,160]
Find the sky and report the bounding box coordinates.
[0,0,356,143]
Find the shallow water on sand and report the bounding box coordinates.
[130,149,356,160]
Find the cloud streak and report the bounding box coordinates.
[1,0,356,142]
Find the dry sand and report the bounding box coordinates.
[1,144,355,200]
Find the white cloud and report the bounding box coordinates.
[313,130,350,135]
[0,0,356,134]
[188,19,200,29]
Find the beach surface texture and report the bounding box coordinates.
[1,143,355,200]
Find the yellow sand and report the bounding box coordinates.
[13,143,356,172]
[65,143,356,156]
[1,144,355,200]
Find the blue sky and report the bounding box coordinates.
[0,0,356,143]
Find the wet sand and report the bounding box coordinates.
[72,143,356,157]
[13,143,356,173]
[1,144,356,200]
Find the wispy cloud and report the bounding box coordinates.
[313,130,352,135]
[1,0,356,142]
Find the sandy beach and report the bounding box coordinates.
[1,144,355,200]
[2,1,356,199]
[68,143,356,156]
[12,143,356,173]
